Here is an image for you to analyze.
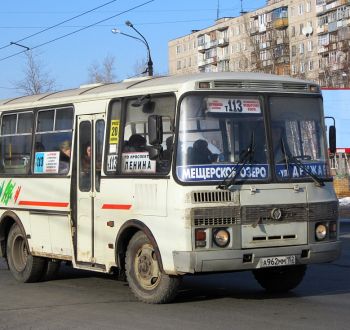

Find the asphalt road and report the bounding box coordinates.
[1,222,350,330]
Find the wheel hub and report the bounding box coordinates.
[135,243,160,290]
[12,234,28,272]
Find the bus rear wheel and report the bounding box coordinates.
[253,264,307,293]
[6,223,45,283]
[125,231,180,304]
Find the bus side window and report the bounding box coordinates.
[95,120,105,192]
[34,107,74,175]
[105,100,121,175]
[121,94,175,175]
[0,112,33,174]
[79,121,92,192]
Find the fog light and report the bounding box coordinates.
[213,228,230,247]
[195,229,207,248]
[315,223,327,241]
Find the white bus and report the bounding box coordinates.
[0,72,340,303]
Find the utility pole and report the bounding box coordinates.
[217,0,220,20]
[240,0,247,15]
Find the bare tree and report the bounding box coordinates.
[87,54,116,83]
[13,51,56,95]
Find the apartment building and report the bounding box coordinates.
[168,0,350,87]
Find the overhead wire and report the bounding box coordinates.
[0,0,155,62]
[0,0,120,51]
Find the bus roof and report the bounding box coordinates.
[0,72,319,109]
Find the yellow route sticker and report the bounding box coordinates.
[109,120,120,144]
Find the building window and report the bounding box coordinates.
[292,45,296,56]
[318,34,329,46]
[177,60,181,70]
[299,43,304,54]
[298,3,304,15]
[307,40,313,51]
[290,7,295,17]
[197,36,205,47]
[299,24,304,35]
[300,62,305,73]
[176,45,181,54]
[308,60,314,71]
[291,64,296,74]
[291,26,295,37]
[306,1,311,13]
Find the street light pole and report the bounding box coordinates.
[124,20,153,76]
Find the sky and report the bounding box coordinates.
[0,0,348,147]
[0,0,266,98]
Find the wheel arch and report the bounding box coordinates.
[115,219,164,272]
[0,211,28,258]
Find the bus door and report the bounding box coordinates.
[76,114,105,263]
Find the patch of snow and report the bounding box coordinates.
[339,197,350,206]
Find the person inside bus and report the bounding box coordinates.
[59,140,71,173]
[81,142,91,173]
[188,139,218,165]
[80,142,92,189]
[162,136,173,161]
[126,134,147,152]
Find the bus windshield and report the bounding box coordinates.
[176,94,269,183]
[269,96,330,181]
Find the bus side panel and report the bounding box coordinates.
[94,178,188,273]
[30,213,72,258]
[8,178,73,260]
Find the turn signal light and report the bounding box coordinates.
[195,229,207,248]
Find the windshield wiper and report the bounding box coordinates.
[217,132,255,190]
[280,137,325,187]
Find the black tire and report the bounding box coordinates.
[125,231,181,304]
[6,223,46,283]
[41,259,61,281]
[253,265,307,293]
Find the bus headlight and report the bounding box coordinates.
[213,228,230,247]
[315,223,327,241]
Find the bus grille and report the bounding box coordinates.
[191,190,234,203]
[191,202,338,227]
[242,204,307,224]
[212,80,310,92]
[309,201,338,220]
[192,207,240,226]
[241,202,338,225]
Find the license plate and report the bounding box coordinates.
[257,255,296,268]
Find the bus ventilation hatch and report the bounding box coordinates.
[212,80,309,92]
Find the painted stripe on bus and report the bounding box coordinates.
[18,201,69,208]
[102,204,132,210]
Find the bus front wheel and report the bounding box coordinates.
[6,223,45,283]
[125,231,180,304]
[253,264,307,293]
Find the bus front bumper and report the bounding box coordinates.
[172,241,341,274]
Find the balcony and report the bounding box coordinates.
[197,44,206,53]
[205,56,217,65]
[217,37,229,47]
[249,26,259,36]
[273,18,288,30]
[217,54,230,61]
[198,59,206,67]
[318,45,329,53]
[260,41,271,49]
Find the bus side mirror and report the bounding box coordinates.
[329,125,336,154]
[148,115,163,146]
